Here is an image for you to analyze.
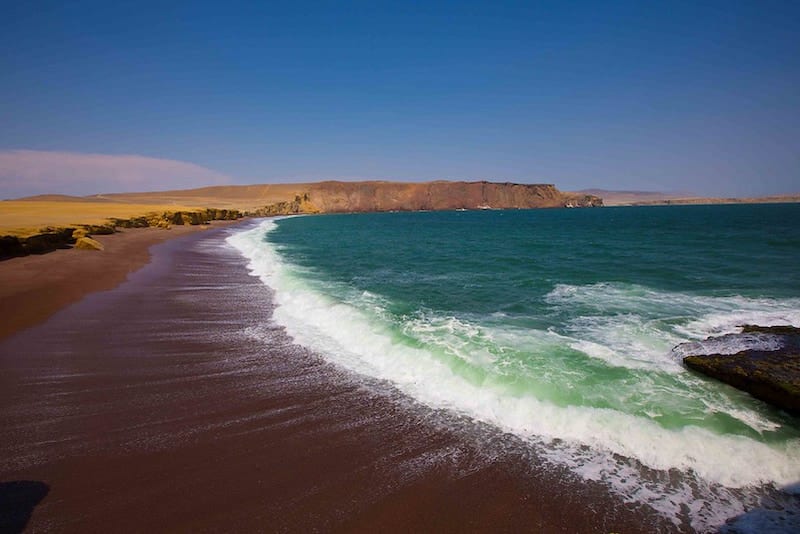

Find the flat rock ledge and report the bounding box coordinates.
[677,325,800,414]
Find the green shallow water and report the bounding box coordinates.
[230,203,800,531]
[265,205,800,436]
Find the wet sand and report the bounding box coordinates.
[0,222,678,532]
[0,225,214,341]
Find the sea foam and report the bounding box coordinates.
[227,220,800,532]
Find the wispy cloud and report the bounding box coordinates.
[0,150,232,199]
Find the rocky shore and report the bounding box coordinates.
[0,208,241,260]
[677,325,800,414]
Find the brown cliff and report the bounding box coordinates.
[251,181,602,215]
[91,181,601,214]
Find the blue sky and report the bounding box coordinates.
[1,0,798,197]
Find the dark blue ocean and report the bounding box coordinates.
[229,204,800,531]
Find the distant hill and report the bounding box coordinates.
[12,194,109,203]
[72,181,603,212]
[578,189,800,206]
[88,183,311,210]
[576,189,695,206]
[1,180,602,242]
[14,185,799,210]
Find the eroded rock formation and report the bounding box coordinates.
[248,194,320,217]
[306,181,601,212]
[677,325,800,414]
[0,208,242,260]
[74,236,104,251]
[247,181,602,216]
[0,228,75,258]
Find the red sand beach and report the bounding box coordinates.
[0,225,210,341]
[0,222,677,533]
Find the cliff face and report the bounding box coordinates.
[254,181,602,215]
[84,180,602,214]
[248,194,320,216]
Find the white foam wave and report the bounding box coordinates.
[228,222,800,531]
[545,282,800,369]
[672,333,786,359]
[542,282,800,435]
[681,308,800,338]
[546,283,800,339]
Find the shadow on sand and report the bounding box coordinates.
[0,481,49,534]
[720,482,800,533]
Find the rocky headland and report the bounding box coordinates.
[98,180,602,215]
[1,181,601,259]
[676,325,800,414]
[287,180,603,214]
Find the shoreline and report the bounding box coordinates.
[0,221,676,532]
[0,222,239,341]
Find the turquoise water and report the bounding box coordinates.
[229,204,800,531]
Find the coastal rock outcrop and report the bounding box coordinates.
[676,325,800,413]
[160,208,242,226]
[0,208,242,260]
[0,228,75,259]
[248,194,321,216]
[305,181,602,213]
[79,223,116,235]
[74,236,105,251]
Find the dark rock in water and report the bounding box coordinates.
[678,325,800,414]
[741,325,800,336]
